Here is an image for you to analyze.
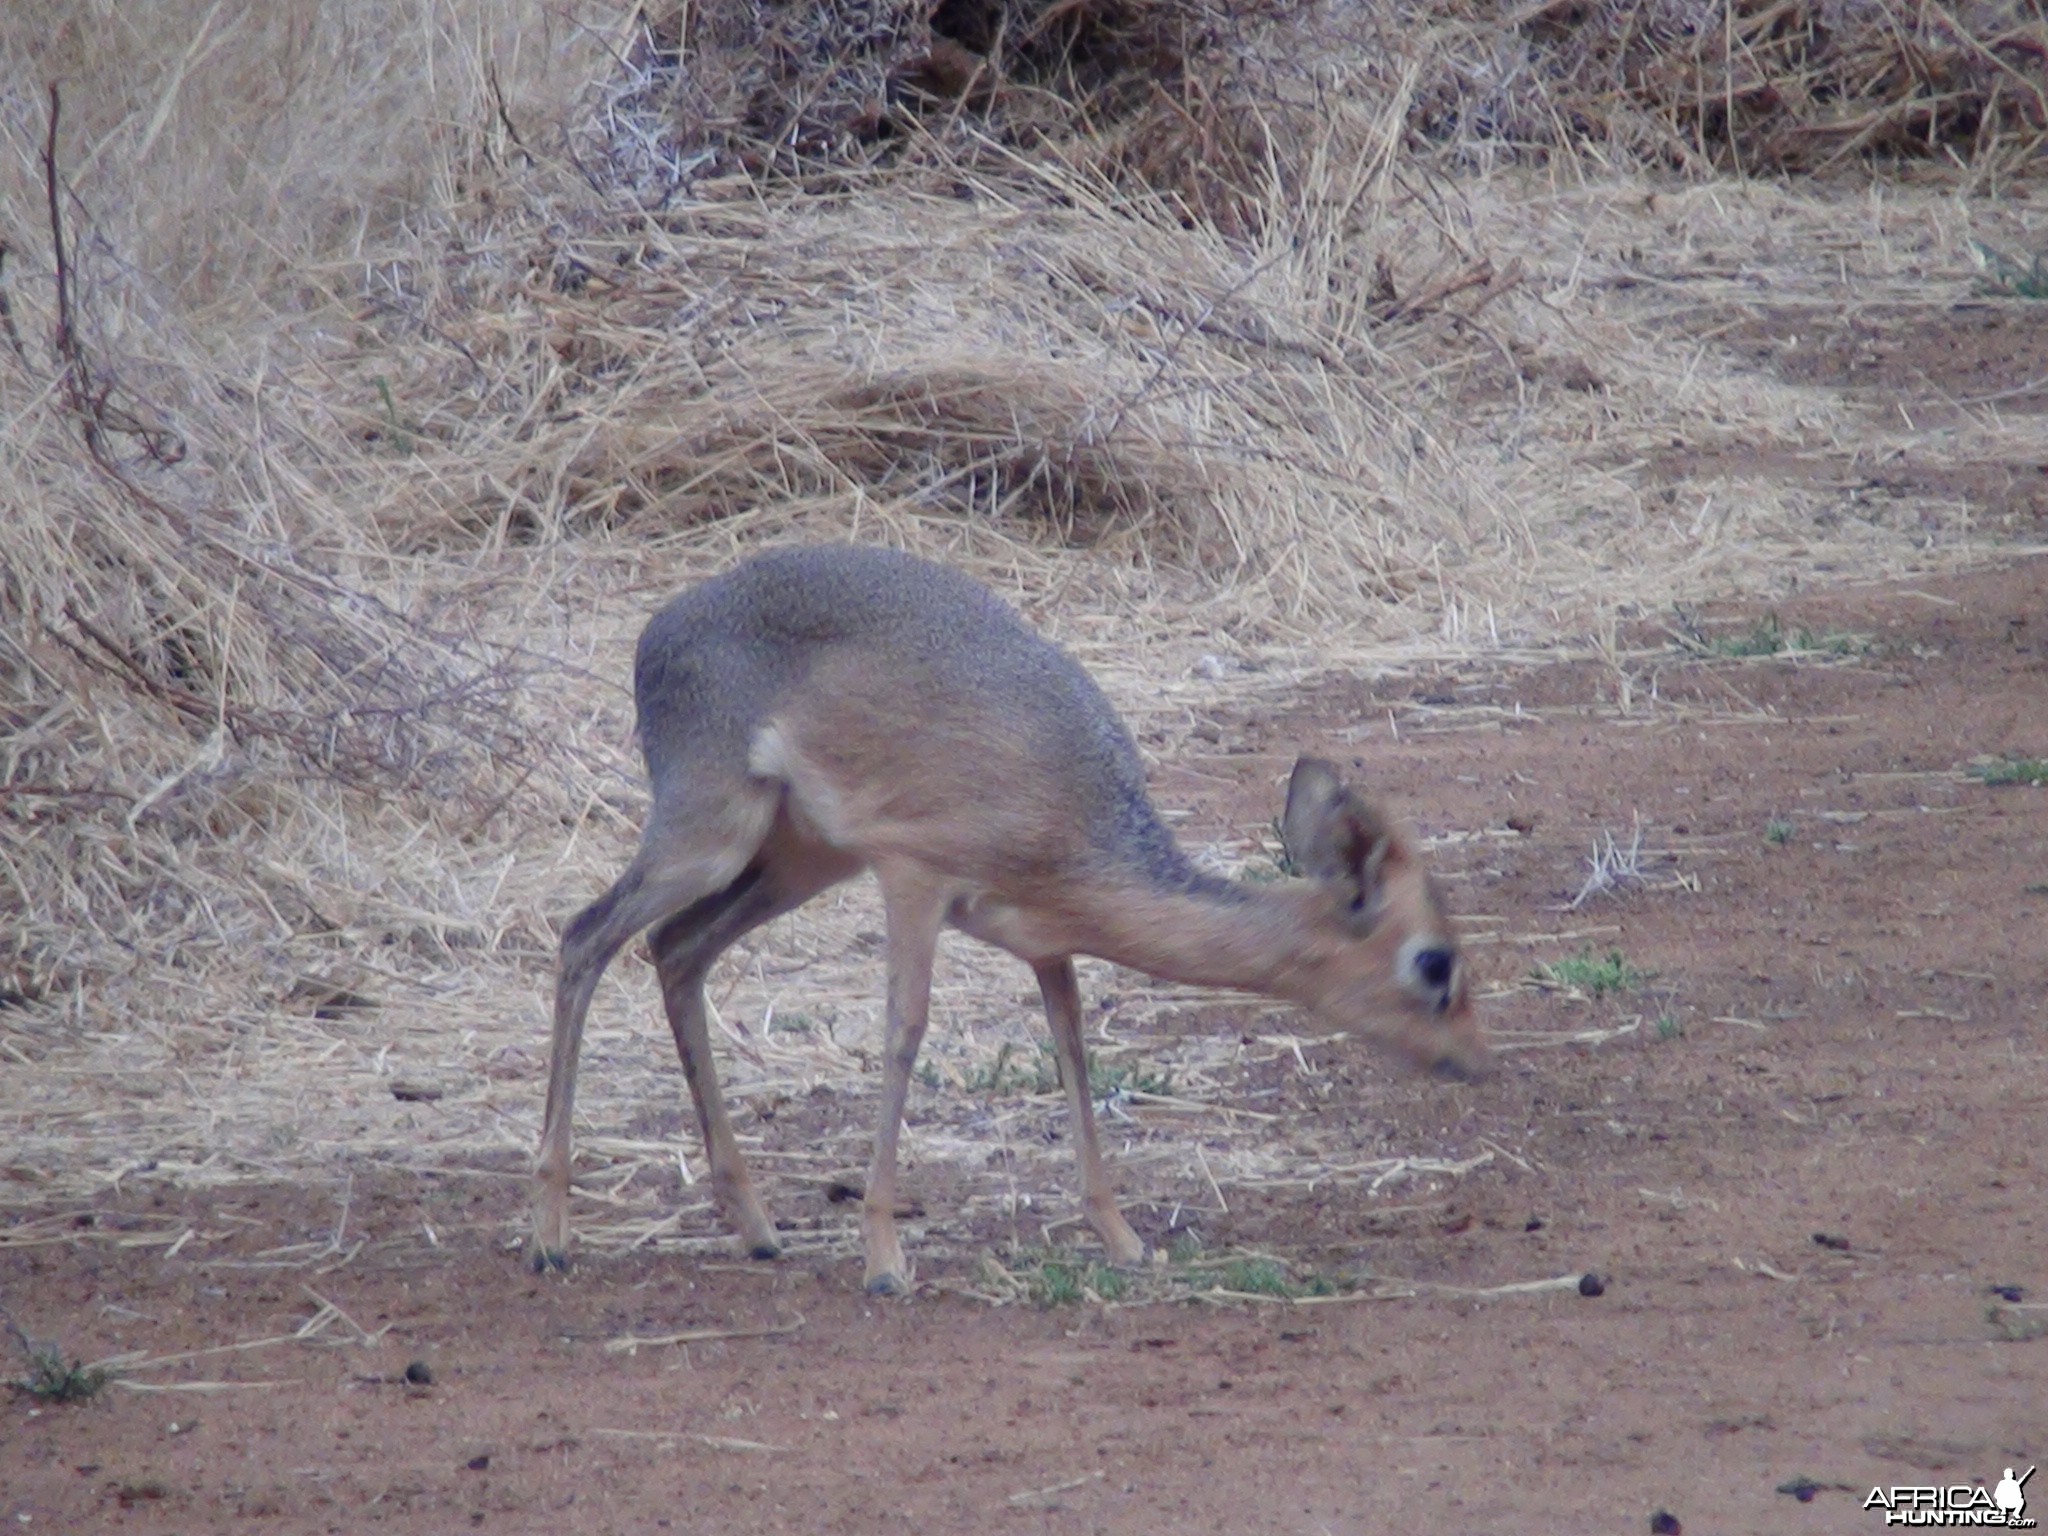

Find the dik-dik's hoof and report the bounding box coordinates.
[747,1240,783,1262]
[863,1270,912,1298]
[1091,1214,1147,1271]
[527,1242,570,1275]
[1102,1236,1148,1270]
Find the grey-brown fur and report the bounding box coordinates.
[531,544,1485,1295]
[634,546,1208,894]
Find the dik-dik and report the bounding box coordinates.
[532,545,1485,1294]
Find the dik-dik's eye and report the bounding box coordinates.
[1412,947,1455,992]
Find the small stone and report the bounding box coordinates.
[1578,1272,1606,1297]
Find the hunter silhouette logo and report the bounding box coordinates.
[1864,1466,2035,1527]
[1998,1471,2033,1522]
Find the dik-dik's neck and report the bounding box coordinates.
[1073,875,1325,1000]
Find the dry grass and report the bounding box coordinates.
[1411,0,2048,178]
[1,0,2044,1248]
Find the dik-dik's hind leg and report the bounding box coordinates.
[1038,958,1145,1267]
[651,837,858,1261]
[531,799,774,1272]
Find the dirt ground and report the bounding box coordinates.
[2,545,2041,1534]
[8,271,2048,1533]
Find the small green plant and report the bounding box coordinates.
[1765,819,1795,845]
[1686,614,1862,660]
[767,1009,813,1034]
[1031,1259,1083,1305]
[1167,1230,1205,1265]
[372,375,417,455]
[1087,1056,1174,1099]
[1654,1014,1682,1041]
[1792,627,1862,656]
[1220,1258,1295,1297]
[3,1309,112,1404]
[1709,614,1788,657]
[1534,949,1648,997]
[1976,241,2048,300]
[1971,757,2048,786]
[16,1348,112,1404]
[961,1041,1042,1096]
[1026,1255,1127,1306]
[2026,882,2048,898]
[1205,1257,1341,1300]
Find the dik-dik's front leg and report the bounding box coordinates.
[861,871,947,1295]
[1037,958,1146,1267]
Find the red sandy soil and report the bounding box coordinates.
[5,552,2044,1535]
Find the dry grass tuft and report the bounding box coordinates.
[588,0,2048,220]
[1413,0,2048,176]
[618,0,1312,196]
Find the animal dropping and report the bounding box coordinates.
[530,546,1485,1294]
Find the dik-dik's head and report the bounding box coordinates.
[1278,757,1487,1081]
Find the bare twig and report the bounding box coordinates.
[39,85,184,467]
[602,1315,805,1354]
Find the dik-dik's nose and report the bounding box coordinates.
[1430,1052,1485,1083]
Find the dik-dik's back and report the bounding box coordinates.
[634,545,1192,893]
[533,544,1483,1293]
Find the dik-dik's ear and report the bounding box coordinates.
[1280,756,1407,913]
